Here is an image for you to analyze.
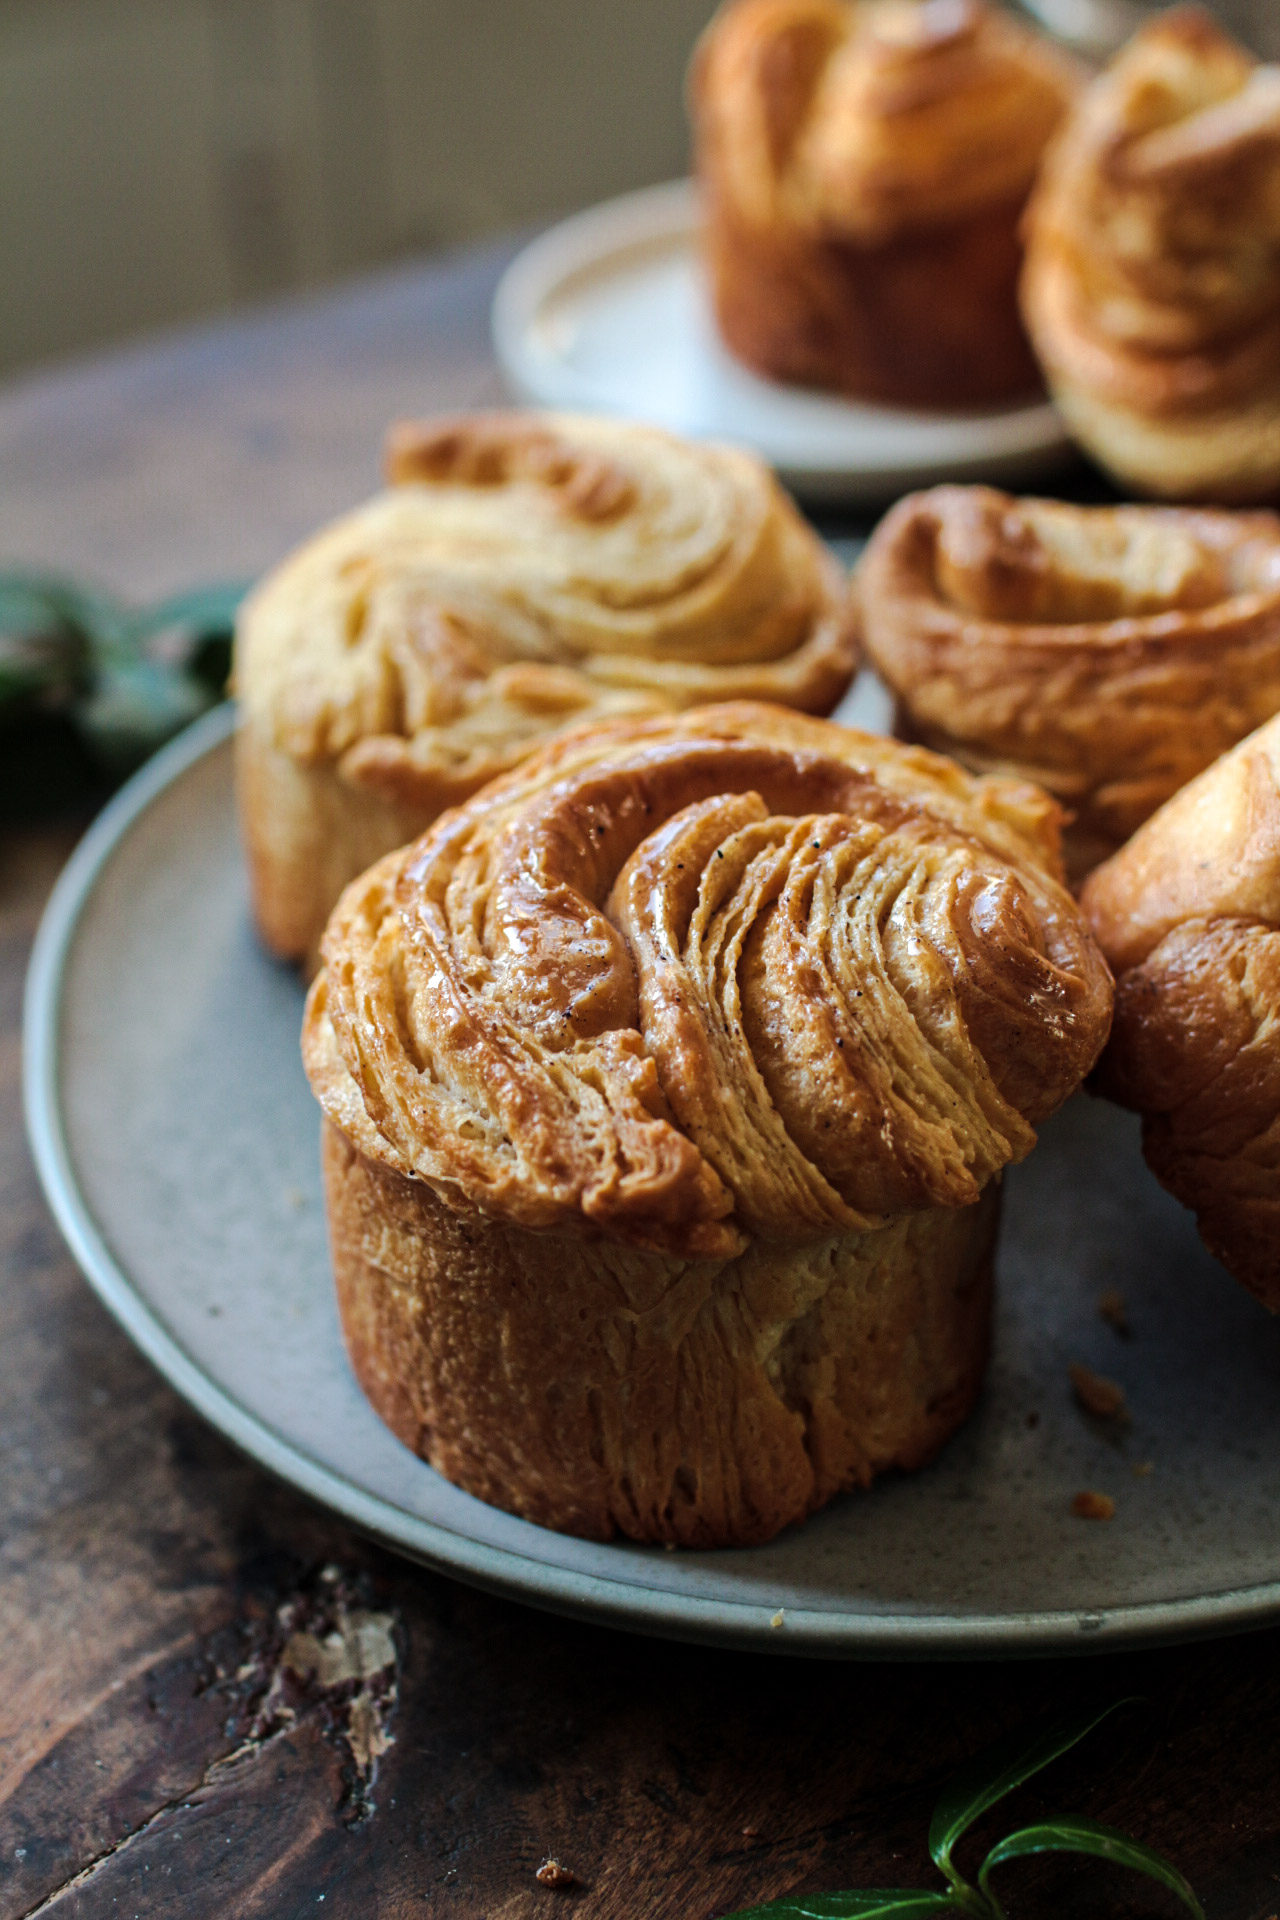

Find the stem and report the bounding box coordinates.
[937,1867,994,1919]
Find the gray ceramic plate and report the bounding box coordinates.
[24,704,1280,1658]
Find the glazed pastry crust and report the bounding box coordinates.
[235,411,856,966]
[859,485,1280,877]
[693,0,1078,405]
[306,701,1113,1543]
[1084,712,1280,1307]
[1022,8,1280,502]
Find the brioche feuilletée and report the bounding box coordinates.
[234,412,856,968]
[1084,712,1280,1310]
[303,702,1113,1546]
[1022,7,1280,503]
[692,0,1078,407]
[859,485,1280,879]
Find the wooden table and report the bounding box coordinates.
[3,238,1280,1920]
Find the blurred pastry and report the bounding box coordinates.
[859,484,1280,877]
[1083,712,1280,1308]
[1022,7,1280,503]
[691,0,1078,407]
[304,701,1112,1546]
[234,411,856,966]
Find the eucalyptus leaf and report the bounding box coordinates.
[0,570,129,649]
[722,1892,965,1919]
[75,658,214,774]
[977,1817,1203,1920]
[0,568,248,802]
[927,1699,1139,1887]
[135,581,246,638]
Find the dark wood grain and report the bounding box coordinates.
[4,243,1280,1920]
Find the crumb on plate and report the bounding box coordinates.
[1069,1362,1129,1423]
[1072,1490,1116,1520]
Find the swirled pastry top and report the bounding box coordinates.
[1022,7,1280,411]
[1083,710,1280,975]
[859,485,1280,853]
[235,413,855,812]
[692,0,1078,242]
[304,703,1112,1260]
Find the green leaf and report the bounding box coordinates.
[928,1699,1139,1887]
[73,658,215,774]
[0,569,129,649]
[977,1817,1203,1920]
[133,580,248,638]
[722,1894,966,1920]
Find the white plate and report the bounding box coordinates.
[25,703,1280,1659]
[491,180,1072,503]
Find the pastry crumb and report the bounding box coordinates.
[1098,1289,1131,1336]
[663,1541,676,1552]
[1069,1363,1129,1423]
[770,1608,785,1629]
[536,1860,578,1890]
[1072,1490,1116,1520]
[742,1825,759,1839]
[1133,1460,1154,1478]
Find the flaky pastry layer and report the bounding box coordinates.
[235,412,855,964]
[1022,7,1280,502]
[860,485,1280,877]
[692,0,1077,404]
[305,703,1112,1542]
[1084,711,1280,1307]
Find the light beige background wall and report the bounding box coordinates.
[0,0,717,376]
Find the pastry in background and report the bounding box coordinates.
[234,411,856,967]
[1083,713,1280,1309]
[859,484,1280,878]
[1022,7,1280,503]
[304,701,1112,1547]
[691,0,1078,408]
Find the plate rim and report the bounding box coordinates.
[23,708,1280,1660]
[490,177,1069,497]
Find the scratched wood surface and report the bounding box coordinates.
[4,241,1280,1920]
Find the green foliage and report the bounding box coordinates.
[0,570,246,817]
[720,1700,1202,1920]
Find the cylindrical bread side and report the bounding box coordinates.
[704,188,1041,408]
[323,1118,997,1547]
[235,722,440,971]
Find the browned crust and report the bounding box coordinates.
[322,1120,997,1547]
[703,185,1043,408]
[860,486,1280,879]
[1019,8,1280,497]
[1083,710,1280,1305]
[691,0,1075,406]
[1094,917,1280,1310]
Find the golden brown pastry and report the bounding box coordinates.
[304,702,1112,1546]
[691,0,1078,407]
[235,412,856,967]
[1022,8,1280,503]
[1084,712,1280,1309]
[859,484,1280,877]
